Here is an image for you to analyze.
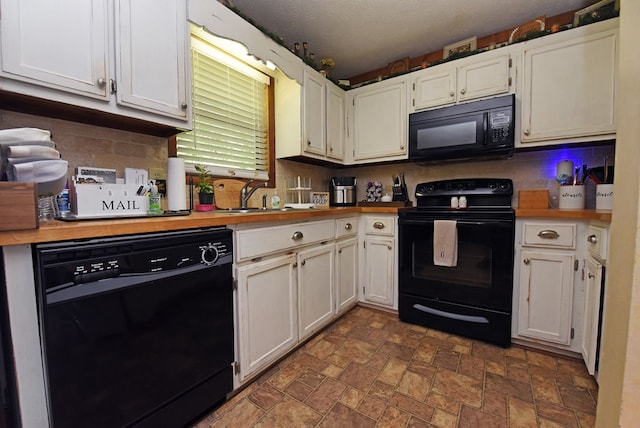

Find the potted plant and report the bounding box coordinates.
[194,164,214,205]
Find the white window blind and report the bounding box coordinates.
[177,37,270,181]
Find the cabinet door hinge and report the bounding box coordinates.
[574,260,579,271]
[232,278,238,291]
[233,361,240,375]
[412,98,415,106]
[508,77,512,87]
[571,328,575,339]
[363,241,366,249]
[509,58,512,68]
[109,79,117,94]
[412,82,415,91]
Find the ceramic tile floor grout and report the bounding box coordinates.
[194,306,598,427]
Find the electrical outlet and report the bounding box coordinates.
[149,168,165,180]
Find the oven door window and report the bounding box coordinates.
[399,219,514,311]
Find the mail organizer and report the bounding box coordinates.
[71,182,149,218]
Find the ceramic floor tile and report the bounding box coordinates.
[193,306,598,428]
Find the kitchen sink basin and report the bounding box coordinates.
[212,207,303,214]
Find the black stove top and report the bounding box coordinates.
[399,178,514,218]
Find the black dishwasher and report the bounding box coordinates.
[34,227,233,428]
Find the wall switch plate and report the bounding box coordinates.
[149,168,165,180]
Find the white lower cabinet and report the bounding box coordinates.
[233,218,341,386]
[582,256,604,376]
[335,237,358,314]
[517,250,575,345]
[298,243,335,341]
[359,215,398,309]
[513,219,590,356]
[235,254,297,383]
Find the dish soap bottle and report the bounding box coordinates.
[148,180,163,214]
[270,190,281,209]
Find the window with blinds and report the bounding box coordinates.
[177,37,271,181]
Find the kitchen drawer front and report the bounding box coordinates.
[523,223,576,249]
[587,224,608,261]
[236,220,335,261]
[336,217,358,239]
[364,216,396,236]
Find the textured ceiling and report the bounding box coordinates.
[226,0,593,80]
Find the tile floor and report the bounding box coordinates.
[195,306,598,427]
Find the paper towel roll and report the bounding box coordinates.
[556,160,574,184]
[167,157,187,211]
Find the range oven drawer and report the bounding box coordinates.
[399,294,511,347]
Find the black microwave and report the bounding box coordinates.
[409,94,515,163]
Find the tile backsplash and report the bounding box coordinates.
[1,109,614,209]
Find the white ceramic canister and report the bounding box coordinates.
[595,184,614,210]
[558,185,585,209]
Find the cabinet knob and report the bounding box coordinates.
[181,102,188,109]
[523,258,530,265]
[338,249,342,254]
[329,146,333,152]
[587,234,598,244]
[345,223,352,230]
[537,230,559,240]
[301,260,306,266]
[292,231,304,240]
[449,91,455,97]
[387,245,392,250]
[307,140,312,146]
[460,88,466,95]
[97,78,106,87]
[373,222,385,229]
[588,272,595,279]
[524,129,531,136]
[400,144,405,150]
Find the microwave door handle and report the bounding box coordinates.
[482,112,489,145]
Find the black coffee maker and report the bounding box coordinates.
[329,177,356,206]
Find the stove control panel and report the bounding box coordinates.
[416,178,512,197]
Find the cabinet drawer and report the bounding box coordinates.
[364,216,395,236]
[587,225,608,261]
[523,223,576,249]
[336,217,358,239]
[236,220,334,261]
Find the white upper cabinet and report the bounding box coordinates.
[0,0,110,99]
[347,74,408,163]
[0,0,191,128]
[276,66,345,163]
[115,0,189,120]
[411,49,512,111]
[326,82,345,161]
[302,69,327,157]
[519,19,618,147]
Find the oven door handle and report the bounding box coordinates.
[413,304,489,324]
[400,219,512,227]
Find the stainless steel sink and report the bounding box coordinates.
[212,207,301,214]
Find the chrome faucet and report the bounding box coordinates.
[240,180,267,208]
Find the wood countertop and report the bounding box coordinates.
[0,206,402,246]
[515,208,612,222]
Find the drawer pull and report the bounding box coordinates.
[587,234,598,244]
[537,230,559,239]
[523,258,530,265]
[373,222,385,230]
[292,231,304,241]
[345,223,353,230]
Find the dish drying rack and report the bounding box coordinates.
[285,176,314,209]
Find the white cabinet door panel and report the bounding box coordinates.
[412,68,456,110]
[116,0,189,119]
[457,54,510,102]
[336,238,358,314]
[0,0,109,98]
[363,236,395,307]
[326,82,345,160]
[518,250,574,345]
[302,69,326,156]
[582,257,603,376]
[298,244,335,340]
[236,254,297,382]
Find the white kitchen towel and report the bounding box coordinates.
[0,127,51,143]
[6,145,59,159]
[433,220,458,267]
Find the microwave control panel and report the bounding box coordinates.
[489,108,512,143]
